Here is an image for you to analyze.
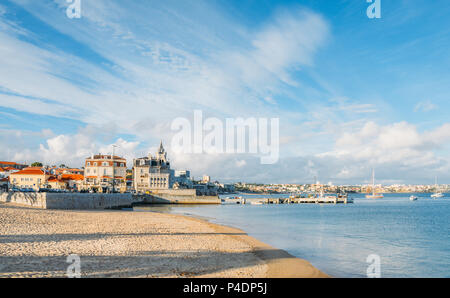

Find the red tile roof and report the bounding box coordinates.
[61,174,84,181]
[11,167,49,175]
[0,161,27,167]
[0,161,20,165]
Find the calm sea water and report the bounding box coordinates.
[134,193,450,278]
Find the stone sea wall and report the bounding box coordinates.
[0,192,141,210]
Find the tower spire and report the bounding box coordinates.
[159,140,165,153]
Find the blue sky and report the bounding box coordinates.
[1,0,450,184]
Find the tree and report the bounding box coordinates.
[31,162,43,167]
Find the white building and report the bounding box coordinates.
[133,142,174,192]
[83,154,127,193]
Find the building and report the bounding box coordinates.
[133,142,173,192]
[0,177,7,191]
[193,183,219,196]
[82,154,127,193]
[0,167,19,177]
[9,167,52,191]
[48,174,85,191]
[0,167,13,191]
[50,167,84,176]
[0,161,28,170]
[173,170,193,189]
[202,175,211,184]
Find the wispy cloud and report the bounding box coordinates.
[414,100,438,112]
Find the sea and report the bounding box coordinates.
[133,193,450,278]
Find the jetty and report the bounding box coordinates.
[222,195,353,205]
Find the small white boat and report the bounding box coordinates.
[250,201,264,205]
[410,196,418,201]
[431,193,444,199]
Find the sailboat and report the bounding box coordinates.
[366,169,384,199]
[431,176,444,198]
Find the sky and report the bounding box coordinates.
[1,0,450,185]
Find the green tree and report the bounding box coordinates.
[31,162,43,167]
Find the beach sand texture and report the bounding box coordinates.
[0,203,327,278]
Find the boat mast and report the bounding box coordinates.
[372,169,375,195]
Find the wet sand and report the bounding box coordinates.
[0,203,327,278]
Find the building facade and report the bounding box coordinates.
[48,174,85,191]
[9,167,51,191]
[83,154,127,193]
[133,142,177,193]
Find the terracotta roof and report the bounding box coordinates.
[61,174,84,181]
[0,161,24,165]
[11,167,49,175]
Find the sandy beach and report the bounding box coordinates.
[0,203,327,278]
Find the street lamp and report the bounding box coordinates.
[112,145,118,193]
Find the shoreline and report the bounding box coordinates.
[163,212,328,278]
[0,203,327,278]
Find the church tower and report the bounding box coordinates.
[156,140,167,162]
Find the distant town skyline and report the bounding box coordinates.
[1,1,450,185]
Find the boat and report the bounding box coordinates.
[250,201,264,205]
[431,177,444,198]
[410,195,418,201]
[366,169,384,199]
[431,193,444,198]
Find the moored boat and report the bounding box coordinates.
[431,177,444,198]
[366,169,384,199]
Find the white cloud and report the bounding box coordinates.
[414,100,437,112]
[319,121,450,179]
[250,9,329,85]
